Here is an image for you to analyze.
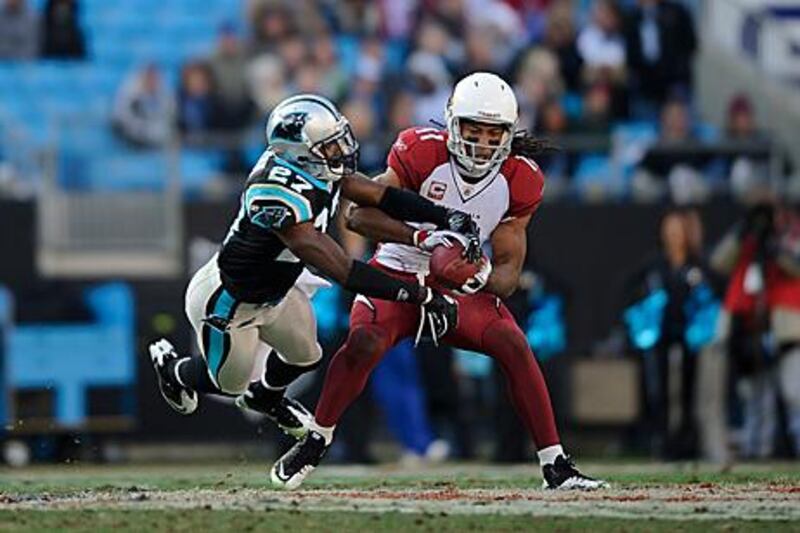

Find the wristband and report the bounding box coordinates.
[344,260,426,303]
[378,187,449,226]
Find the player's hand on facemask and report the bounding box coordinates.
[414,287,458,347]
[457,256,492,295]
[444,209,481,262]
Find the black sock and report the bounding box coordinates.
[246,379,286,406]
[244,352,322,407]
[167,356,234,397]
[263,351,321,389]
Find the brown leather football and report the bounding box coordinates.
[429,241,481,289]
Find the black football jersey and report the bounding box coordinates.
[217,150,340,303]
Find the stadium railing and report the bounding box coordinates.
[36,115,183,278]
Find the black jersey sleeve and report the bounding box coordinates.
[244,161,317,231]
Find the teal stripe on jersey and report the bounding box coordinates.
[273,155,329,191]
[207,289,237,379]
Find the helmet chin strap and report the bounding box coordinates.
[453,156,497,183]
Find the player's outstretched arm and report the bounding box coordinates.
[343,169,480,261]
[345,205,415,245]
[343,169,416,245]
[273,220,425,304]
[341,169,447,224]
[341,169,479,244]
[274,221,458,343]
[484,214,532,299]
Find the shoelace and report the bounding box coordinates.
[269,404,298,425]
[559,455,596,481]
[285,435,325,473]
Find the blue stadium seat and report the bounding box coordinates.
[562,92,584,120]
[63,125,122,154]
[82,5,131,29]
[84,152,170,191]
[573,155,616,199]
[383,40,409,73]
[4,283,136,427]
[76,69,122,99]
[245,141,266,169]
[180,149,223,195]
[695,122,720,142]
[336,35,361,76]
[93,41,136,70]
[612,120,659,182]
[1,0,247,192]
[2,107,53,145]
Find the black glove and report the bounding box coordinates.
[414,288,458,347]
[445,208,481,262]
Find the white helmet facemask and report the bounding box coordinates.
[447,116,514,176]
[307,119,359,179]
[445,72,519,178]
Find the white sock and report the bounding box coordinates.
[310,420,335,445]
[537,444,564,467]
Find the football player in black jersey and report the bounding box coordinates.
[148,94,479,439]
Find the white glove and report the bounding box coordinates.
[458,256,492,295]
[413,229,471,253]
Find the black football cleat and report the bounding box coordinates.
[148,339,198,415]
[270,430,328,489]
[542,455,607,490]
[235,389,312,439]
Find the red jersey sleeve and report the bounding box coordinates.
[501,156,545,221]
[386,128,449,192]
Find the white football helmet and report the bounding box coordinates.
[445,72,519,177]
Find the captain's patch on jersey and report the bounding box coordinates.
[428,181,448,200]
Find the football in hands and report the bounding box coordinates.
[429,240,482,290]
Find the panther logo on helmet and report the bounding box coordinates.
[272,111,308,143]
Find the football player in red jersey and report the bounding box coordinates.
[271,73,606,490]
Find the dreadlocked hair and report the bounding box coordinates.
[511,130,560,158]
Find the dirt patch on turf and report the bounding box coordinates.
[3,483,799,521]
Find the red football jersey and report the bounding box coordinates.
[377,127,545,273]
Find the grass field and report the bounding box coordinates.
[2,461,800,531]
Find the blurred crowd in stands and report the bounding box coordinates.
[621,196,800,463]
[0,0,85,60]
[0,0,791,201]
